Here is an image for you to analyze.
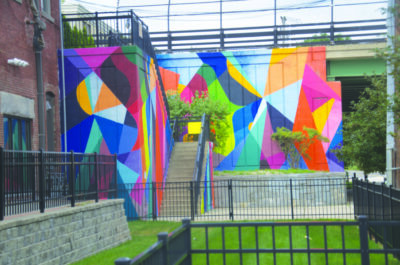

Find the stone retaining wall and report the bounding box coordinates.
[214,173,347,208]
[0,199,131,265]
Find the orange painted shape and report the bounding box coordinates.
[328,81,341,99]
[269,47,298,65]
[293,89,328,171]
[264,47,309,97]
[305,46,326,81]
[159,66,180,94]
[94,83,122,113]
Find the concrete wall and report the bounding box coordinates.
[0,199,131,265]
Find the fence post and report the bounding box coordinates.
[381,182,385,220]
[182,218,191,261]
[0,147,5,221]
[95,12,99,47]
[358,215,370,265]
[114,154,118,199]
[228,179,234,221]
[290,179,294,220]
[70,150,75,207]
[372,182,376,220]
[158,232,169,265]
[352,176,357,218]
[94,153,99,203]
[389,185,393,220]
[152,181,157,221]
[39,149,45,213]
[190,181,194,221]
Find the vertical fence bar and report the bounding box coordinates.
[353,176,357,218]
[190,181,194,221]
[358,216,370,265]
[94,152,99,203]
[0,147,4,221]
[158,232,169,265]
[95,12,99,47]
[228,179,234,221]
[39,149,45,213]
[70,150,75,207]
[182,218,191,262]
[389,185,393,220]
[114,154,118,199]
[381,183,385,220]
[290,179,294,220]
[152,181,157,220]
[366,179,370,217]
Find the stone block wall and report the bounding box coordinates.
[0,199,131,265]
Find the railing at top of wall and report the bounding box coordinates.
[0,148,117,221]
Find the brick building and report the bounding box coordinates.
[0,0,61,151]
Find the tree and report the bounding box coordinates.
[304,33,350,43]
[63,17,95,48]
[271,126,328,169]
[335,75,388,174]
[167,91,230,153]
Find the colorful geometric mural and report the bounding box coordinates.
[201,142,215,214]
[157,47,343,172]
[59,46,173,218]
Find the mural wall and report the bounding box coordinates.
[59,46,173,219]
[157,47,343,171]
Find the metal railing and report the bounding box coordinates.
[121,177,353,221]
[115,217,400,265]
[353,177,400,258]
[151,19,387,52]
[0,148,117,220]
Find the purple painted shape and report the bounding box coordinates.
[261,109,282,159]
[74,47,119,70]
[302,65,340,112]
[267,152,286,169]
[130,179,145,205]
[327,158,344,172]
[180,74,208,103]
[122,150,143,175]
[322,100,342,153]
[100,138,111,155]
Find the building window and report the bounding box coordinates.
[41,0,51,17]
[3,116,32,150]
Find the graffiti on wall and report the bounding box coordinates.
[157,47,343,171]
[59,46,172,218]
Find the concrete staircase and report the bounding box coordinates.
[160,142,198,218]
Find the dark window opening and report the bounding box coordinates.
[3,116,32,150]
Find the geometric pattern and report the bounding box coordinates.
[157,47,343,172]
[59,46,173,218]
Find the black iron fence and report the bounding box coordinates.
[121,177,353,221]
[0,148,117,220]
[115,217,400,265]
[353,177,400,259]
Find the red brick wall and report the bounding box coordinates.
[0,0,61,151]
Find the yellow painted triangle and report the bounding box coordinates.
[227,60,261,97]
[312,98,335,133]
[269,47,298,65]
[76,80,92,115]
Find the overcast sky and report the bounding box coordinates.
[63,0,388,32]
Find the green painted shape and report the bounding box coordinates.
[328,58,385,77]
[197,64,217,86]
[85,119,102,153]
[208,78,241,113]
[236,132,260,169]
[121,45,144,66]
[249,104,267,148]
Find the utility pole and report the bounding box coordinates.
[28,0,46,150]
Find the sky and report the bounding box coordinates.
[63,0,388,33]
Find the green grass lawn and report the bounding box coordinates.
[72,220,400,265]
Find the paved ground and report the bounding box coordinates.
[346,170,386,183]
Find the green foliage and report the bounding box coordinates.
[335,76,388,174]
[271,127,328,169]
[304,33,351,43]
[167,91,231,153]
[63,17,95,48]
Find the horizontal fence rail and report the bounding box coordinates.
[0,148,117,220]
[150,19,387,52]
[116,217,400,265]
[121,177,354,221]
